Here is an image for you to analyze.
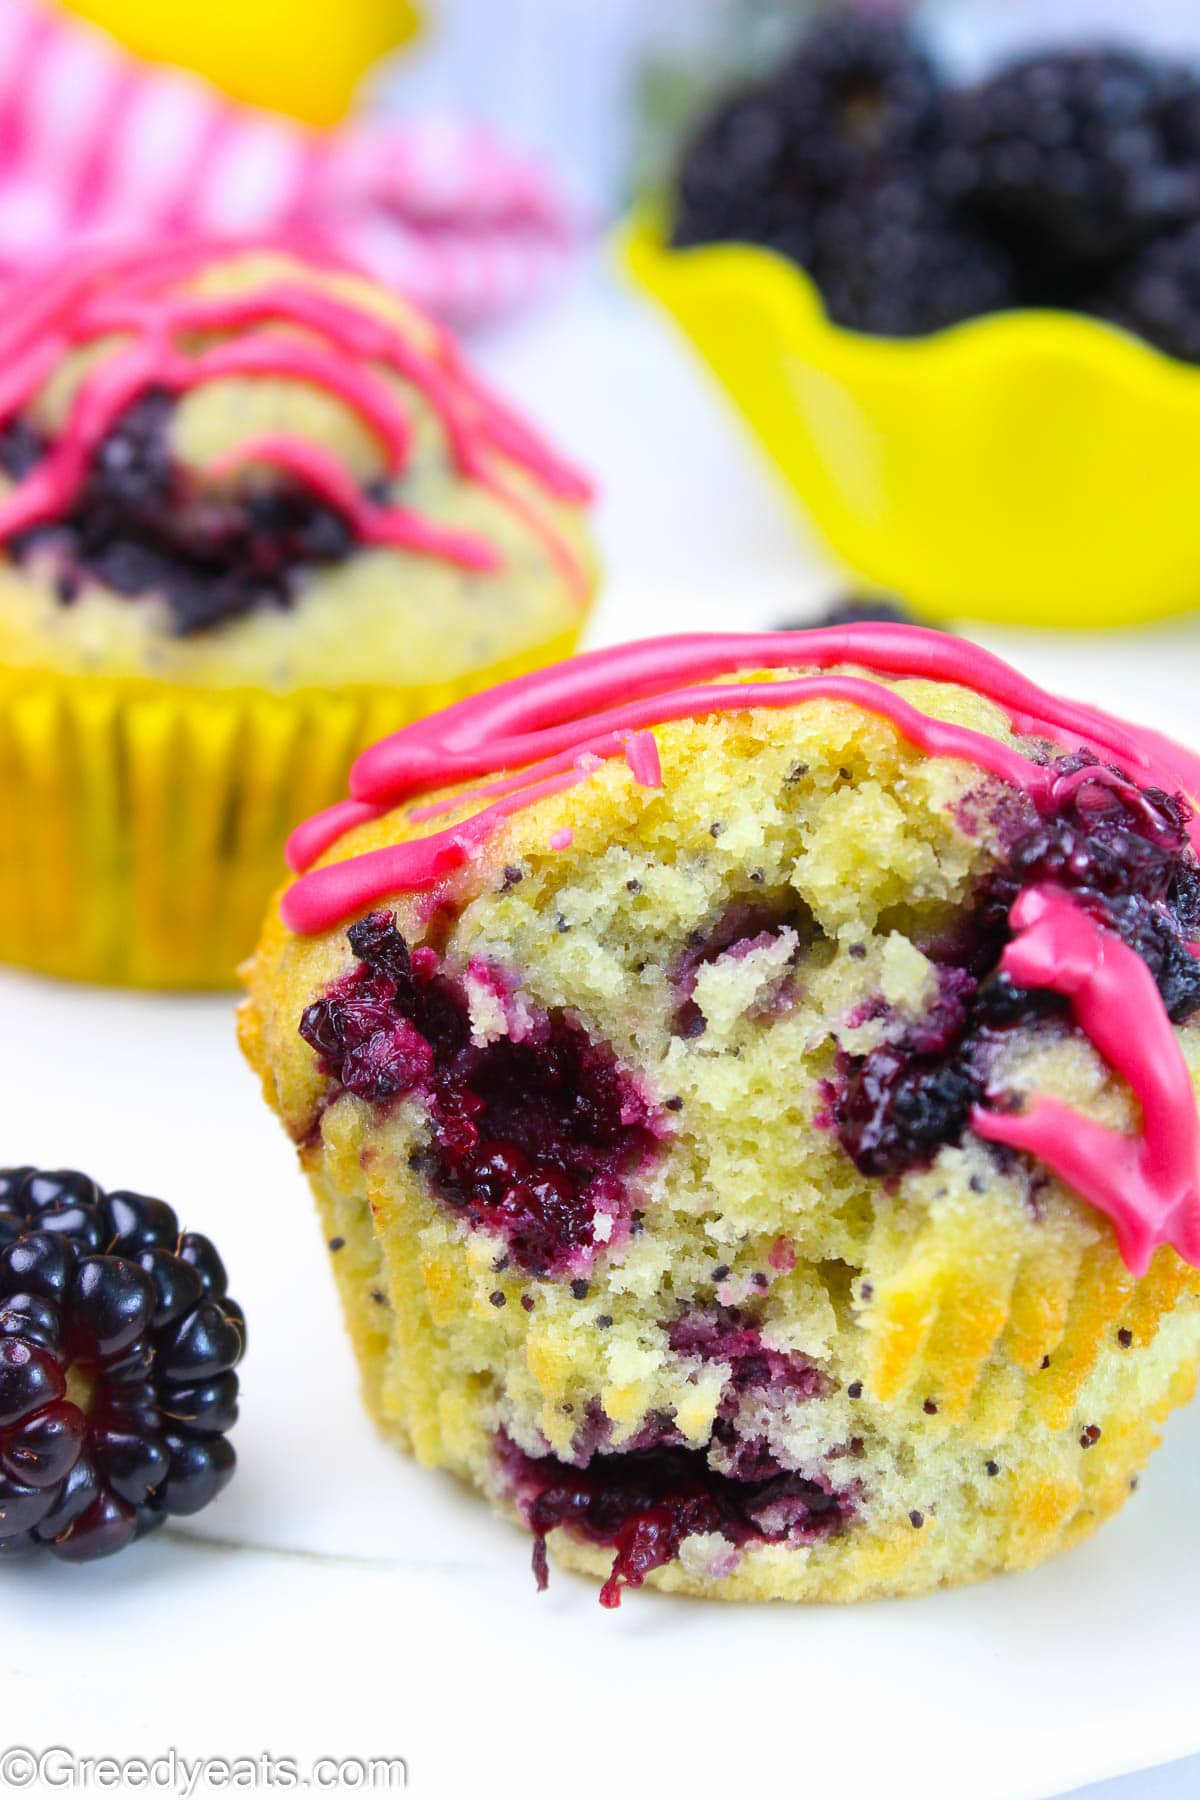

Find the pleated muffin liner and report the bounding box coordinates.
[0,630,581,989]
[272,1128,1200,1602]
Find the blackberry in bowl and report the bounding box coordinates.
[241,625,1200,1605]
[951,48,1200,270]
[0,238,595,988]
[0,1168,244,1560]
[1098,221,1200,362]
[629,18,1200,627]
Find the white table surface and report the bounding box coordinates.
[6,269,1200,1800]
[1069,1762,1200,1799]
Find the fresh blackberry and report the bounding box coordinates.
[952,48,1200,269]
[806,173,1018,336]
[811,594,918,629]
[776,593,944,631]
[1098,222,1200,362]
[671,16,942,255]
[671,88,804,251]
[0,1168,244,1562]
[775,14,944,191]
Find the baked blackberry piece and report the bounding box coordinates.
[242,627,1200,1604]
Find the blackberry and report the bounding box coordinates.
[1103,896,1200,1023]
[672,88,802,251]
[952,48,1200,269]
[776,14,944,191]
[805,173,1018,336]
[0,1168,244,1561]
[809,594,922,629]
[1099,222,1200,362]
[669,902,805,1039]
[835,1042,986,1179]
[776,593,943,631]
[671,16,942,255]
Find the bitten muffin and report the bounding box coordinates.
[0,239,594,987]
[240,627,1200,1605]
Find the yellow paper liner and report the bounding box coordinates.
[253,1136,1200,1604]
[0,629,581,989]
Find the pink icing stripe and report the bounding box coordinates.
[92,281,505,480]
[399,729,663,831]
[208,437,499,570]
[284,671,1056,910]
[177,335,413,471]
[973,886,1200,1277]
[624,731,662,788]
[285,762,597,929]
[287,625,1200,905]
[287,797,388,871]
[0,339,165,538]
[346,627,1199,825]
[0,336,65,426]
[0,239,592,590]
[280,627,1200,1275]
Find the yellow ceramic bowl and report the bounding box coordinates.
[625,212,1200,628]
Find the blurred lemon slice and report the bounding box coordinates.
[60,0,421,124]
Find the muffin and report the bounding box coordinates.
[240,625,1200,1605]
[0,239,595,987]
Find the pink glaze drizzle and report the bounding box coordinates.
[208,436,498,570]
[0,239,592,592]
[973,886,1200,1275]
[281,626,1200,1273]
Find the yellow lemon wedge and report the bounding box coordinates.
[60,0,420,124]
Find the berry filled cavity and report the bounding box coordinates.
[299,912,663,1275]
[835,754,1200,1177]
[501,1433,853,1609]
[0,395,357,635]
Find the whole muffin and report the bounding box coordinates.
[0,240,594,987]
[241,626,1200,1605]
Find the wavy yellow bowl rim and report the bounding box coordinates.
[622,206,1200,403]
